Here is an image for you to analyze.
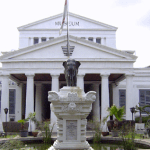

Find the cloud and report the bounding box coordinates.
[114,0,142,7]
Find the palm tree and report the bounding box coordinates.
[107,105,125,121]
[104,105,125,136]
[135,105,150,123]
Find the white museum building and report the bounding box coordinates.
[0,13,150,131]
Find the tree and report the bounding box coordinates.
[107,105,125,121]
[135,105,150,123]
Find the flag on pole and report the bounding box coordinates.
[59,0,68,35]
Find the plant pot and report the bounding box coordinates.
[102,132,109,136]
[28,131,33,136]
[107,120,114,132]
[20,130,28,137]
[32,132,38,137]
[111,130,119,137]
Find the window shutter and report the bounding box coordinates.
[9,89,16,114]
[119,89,126,107]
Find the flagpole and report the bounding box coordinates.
[59,0,70,57]
[67,0,70,58]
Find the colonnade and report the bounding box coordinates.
[1,73,134,129]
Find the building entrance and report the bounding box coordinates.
[42,84,51,121]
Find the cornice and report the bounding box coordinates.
[0,35,137,61]
[19,28,117,31]
[0,58,136,63]
[18,12,117,31]
[18,13,62,30]
[0,35,66,59]
[69,12,118,30]
[70,35,137,60]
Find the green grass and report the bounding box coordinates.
[104,133,149,139]
[0,134,19,138]
[123,133,143,139]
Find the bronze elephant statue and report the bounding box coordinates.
[63,59,80,86]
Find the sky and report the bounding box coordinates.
[0,0,150,68]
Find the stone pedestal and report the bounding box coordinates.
[48,86,96,150]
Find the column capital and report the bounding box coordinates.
[100,73,110,77]
[51,73,60,77]
[25,73,35,77]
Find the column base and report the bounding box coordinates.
[48,140,94,150]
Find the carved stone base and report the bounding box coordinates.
[48,86,96,150]
[48,140,94,150]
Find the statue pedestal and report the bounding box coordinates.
[48,86,96,150]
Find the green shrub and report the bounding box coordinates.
[119,123,136,150]
[0,140,24,150]
[135,116,150,123]
[43,121,54,144]
[88,119,102,143]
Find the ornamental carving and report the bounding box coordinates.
[48,91,59,102]
[68,92,80,101]
[62,103,82,113]
[85,91,96,101]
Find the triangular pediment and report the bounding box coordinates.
[18,12,117,31]
[0,35,137,63]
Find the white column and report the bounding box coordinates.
[39,37,41,43]
[93,37,96,43]
[51,74,59,131]
[92,83,100,122]
[1,75,10,122]
[112,83,119,107]
[15,83,23,121]
[35,83,42,122]
[51,74,59,92]
[25,74,35,131]
[46,37,49,41]
[25,74,34,118]
[77,74,85,90]
[126,74,134,120]
[101,73,110,131]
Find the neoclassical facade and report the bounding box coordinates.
[0,13,150,131]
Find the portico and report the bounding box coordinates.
[0,71,134,123]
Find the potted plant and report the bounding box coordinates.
[32,129,39,137]
[105,105,125,137]
[27,112,38,136]
[18,119,29,137]
[101,118,109,136]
